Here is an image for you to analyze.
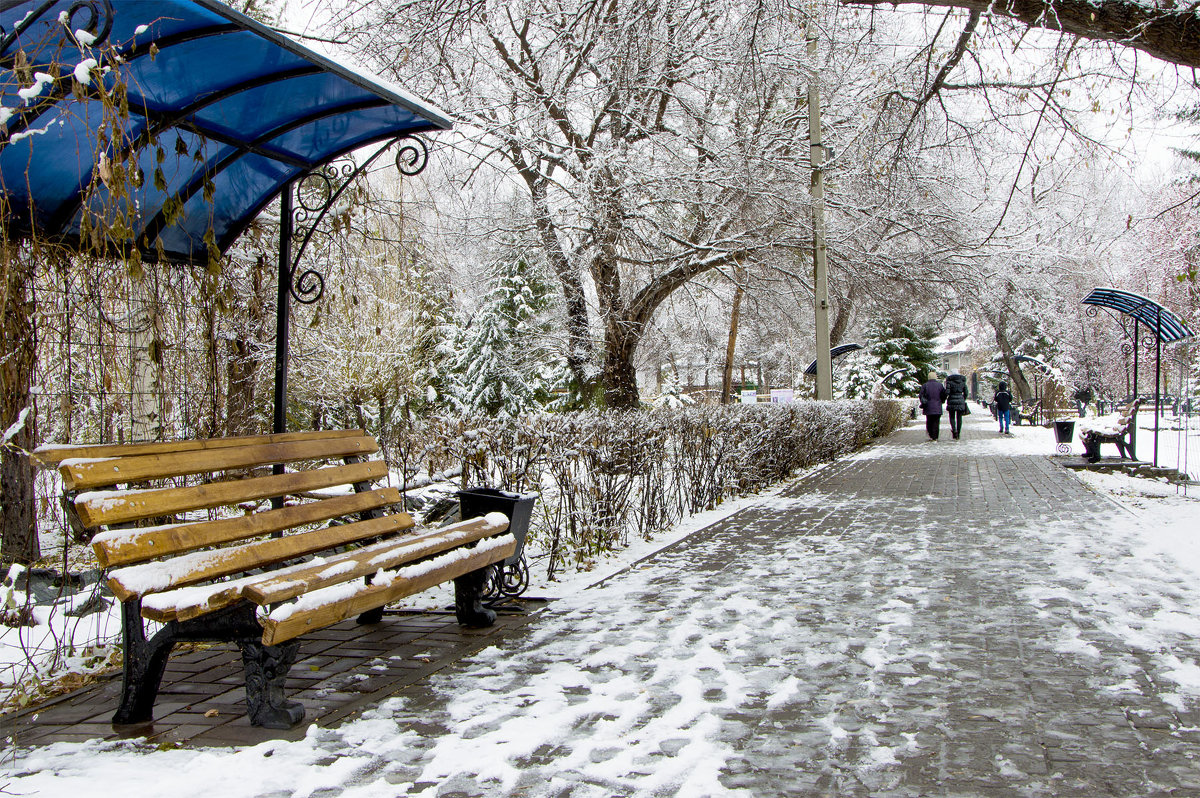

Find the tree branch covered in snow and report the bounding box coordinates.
[843,0,1200,70]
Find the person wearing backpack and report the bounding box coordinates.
[994,381,1014,435]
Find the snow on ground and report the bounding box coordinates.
[4,414,1200,796]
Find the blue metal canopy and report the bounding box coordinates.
[0,0,451,264]
[804,343,863,376]
[1082,287,1195,344]
[1013,354,1050,372]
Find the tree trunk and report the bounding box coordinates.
[1,251,40,565]
[844,0,1200,71]
[829,283,856,348]
[721,278,744,404]
[527,173,592,392]
[989,314,1033,401]
[602,341,641,409]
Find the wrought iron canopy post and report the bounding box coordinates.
[1155,307,1162,467]
[270,135,429,435]
[1132,322,1139,459]
[274,181,294,435]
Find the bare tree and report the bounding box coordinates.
[330,0,826,406]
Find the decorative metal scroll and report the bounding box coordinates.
[1,0,116,148]
[1087,305,1168,354]
[482,557,530,603]
[1,0,115,56]
[286,134,429,305]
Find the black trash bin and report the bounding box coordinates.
[458,488,537,602]
[1052,420,1075,455]
[458,488,536,566]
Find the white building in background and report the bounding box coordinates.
[933,330,981,375]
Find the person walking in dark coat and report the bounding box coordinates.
[994,381,1014,434]
[945,372,970,439]
[919,371,948,441]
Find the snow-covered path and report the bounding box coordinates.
[6,412,1200,796]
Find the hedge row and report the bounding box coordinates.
[381,400,905,579]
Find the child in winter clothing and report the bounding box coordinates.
[993,381,1013,434]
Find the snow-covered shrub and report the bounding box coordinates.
[380,400,903,579]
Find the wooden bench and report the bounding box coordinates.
[1013,400,1041,426]
[34,429,516,729]
[1080,399,1142,463]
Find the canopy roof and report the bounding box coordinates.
[1,0,451,264]
[1082,288,1196,344]
[804,343,863,376]
[1013,354,1050,372]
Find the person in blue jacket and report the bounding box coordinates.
[919,372,948,441]
[994,381,1014,434]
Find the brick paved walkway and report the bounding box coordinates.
[6,413,1200,797]
[5,604,546,748]
[350,413,1200,796]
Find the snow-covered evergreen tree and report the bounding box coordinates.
[860,319,938,398]
[652,367,695,408]
[409,261,458,415]
[450,256,556,416]
[838,350,879,399]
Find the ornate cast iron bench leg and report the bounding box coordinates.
[113,599,176,725]
[238,639,305,729]
[454,567,497,627]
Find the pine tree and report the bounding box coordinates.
[652,367,695,408]
[451,257,556,416]
[862,319,938,398]
[839,350,880,399]
[408,261,458,415]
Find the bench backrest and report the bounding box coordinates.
[38,429,413,602]
[1117,398,1142,430]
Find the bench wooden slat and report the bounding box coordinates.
[92,486,406,567]
[259,534,517,645]
[141,535,418,622]
[60,435,379,491]
[141,567,295,623]
[75,460,389,527]
[242,513,509,605]
[106,509,414,602]
[33,429,365,468]
[143,515,510,623]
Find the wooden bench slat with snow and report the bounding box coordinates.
[1080,399,1142,463]
[35,429,514,730]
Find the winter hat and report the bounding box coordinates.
[998,381,1008,391]
[927,371,938,381]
